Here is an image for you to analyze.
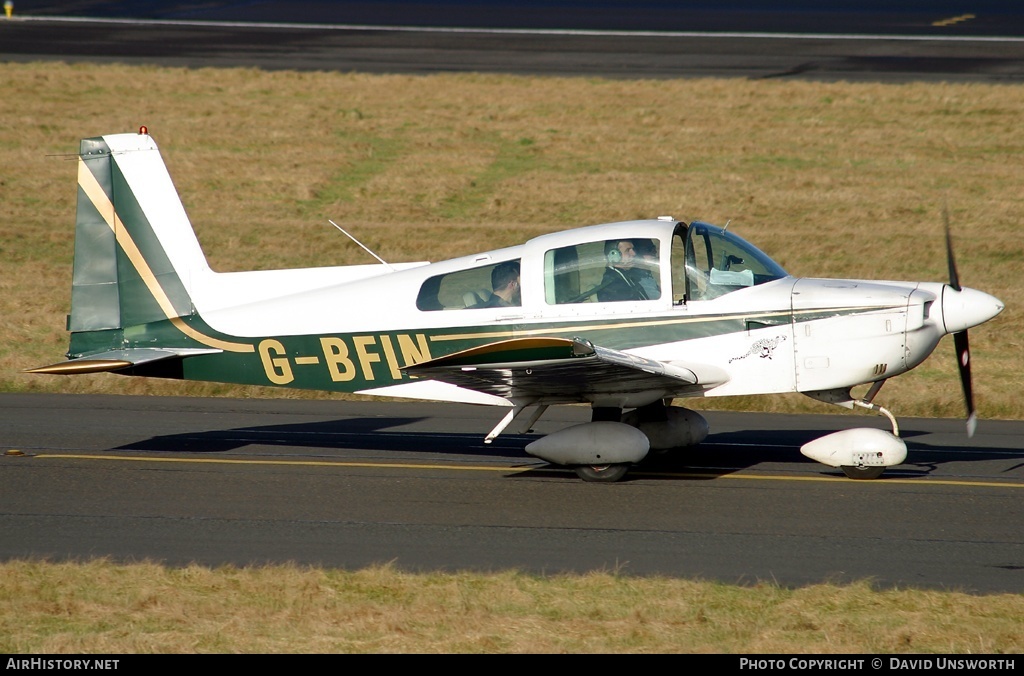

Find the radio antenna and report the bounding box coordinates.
[328,220,395,272]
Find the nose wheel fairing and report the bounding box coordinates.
[800,427,908,475]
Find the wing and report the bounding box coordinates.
[402,337,728,403]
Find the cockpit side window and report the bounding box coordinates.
[416,259,522,311]
[544,239,661,304]
[673,222,788,302]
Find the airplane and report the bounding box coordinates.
[29,129,1005,482]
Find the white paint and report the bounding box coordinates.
[800,428,908,468]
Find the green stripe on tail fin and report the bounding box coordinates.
[71,133,203,333]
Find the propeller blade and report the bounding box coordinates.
[953,330,976,437]
[945,207,978,437]
[943,205,961,291]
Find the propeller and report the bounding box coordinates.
[944,206,976,437]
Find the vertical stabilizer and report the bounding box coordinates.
[70,131,210,332]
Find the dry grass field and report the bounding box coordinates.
[1,63,1022,654]
[2,62,1021,419]
[2,560,1022,654]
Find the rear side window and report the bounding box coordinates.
[417,259,521,310]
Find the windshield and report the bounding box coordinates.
[671,222,788,302]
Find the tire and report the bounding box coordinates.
[841,465,885,480]
[574,463,630,482]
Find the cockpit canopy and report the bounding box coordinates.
[415,219,789,311]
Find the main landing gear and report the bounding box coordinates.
[571,405,638,482]
[521,400,709,483]
[574,463,631,483]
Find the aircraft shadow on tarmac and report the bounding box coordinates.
[112,417,1020,482]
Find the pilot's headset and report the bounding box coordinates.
[605,240,624,265]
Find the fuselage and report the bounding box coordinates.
[100,218,999,405]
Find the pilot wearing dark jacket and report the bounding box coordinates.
[598,240,648,302]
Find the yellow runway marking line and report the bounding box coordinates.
[29,453,1024,488]
[634,470,1023,489]
[932,14,976,27]
[34,453,538,473]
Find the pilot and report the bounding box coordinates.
[483,260,521,307]
[598,240,648,302]
[628,238,660,300]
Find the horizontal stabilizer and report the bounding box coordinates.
[26,347,220,375]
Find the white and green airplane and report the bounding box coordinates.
[30,130,1004,482]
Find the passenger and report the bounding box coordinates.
[597,240,648,302]
[483,260,521,307]
[628,238,660,300]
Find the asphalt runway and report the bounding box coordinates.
[2,4,1024,82]
[2,393,1021,593]
[2,4,1022,592]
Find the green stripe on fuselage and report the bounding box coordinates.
[99,304,895,392]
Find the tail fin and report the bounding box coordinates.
[27,130,243,375]
[71,130,210,332]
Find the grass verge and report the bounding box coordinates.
[2,560,1021,653]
